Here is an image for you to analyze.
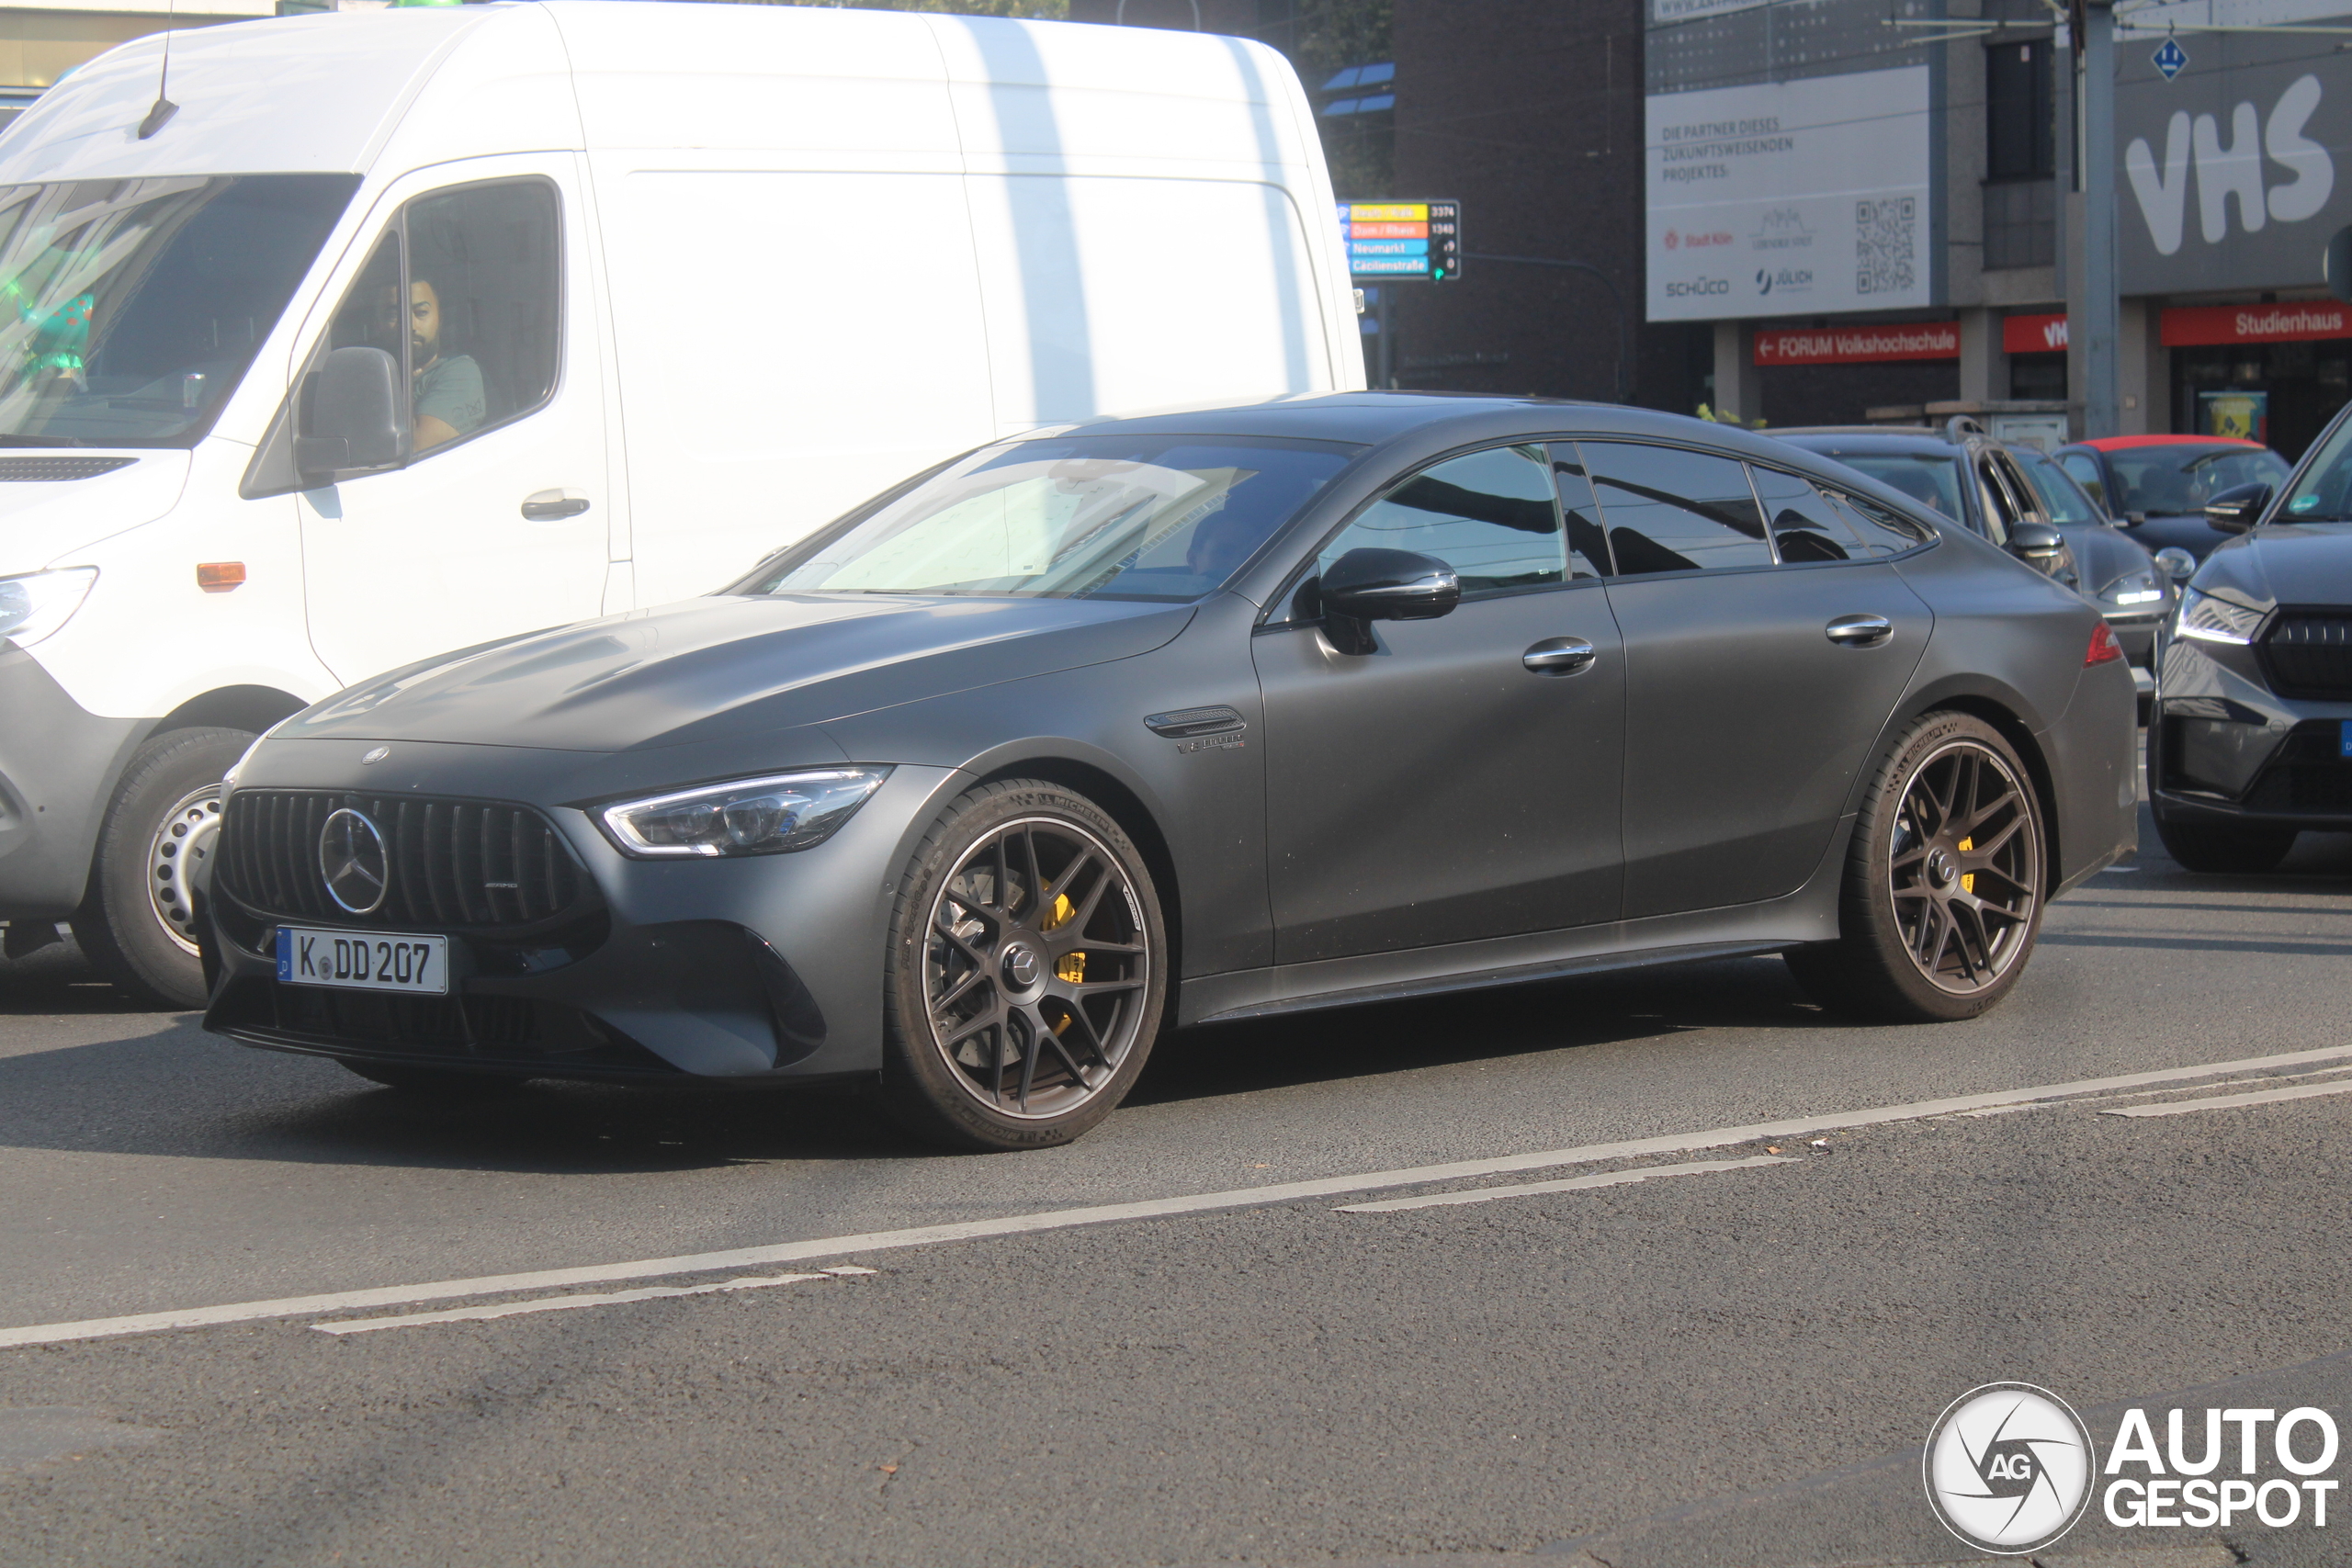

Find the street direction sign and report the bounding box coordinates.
[1336,200,1463,281]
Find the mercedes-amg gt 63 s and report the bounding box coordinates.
[198,395,2138,1149]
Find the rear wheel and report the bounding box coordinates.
[878,780,1168,1151]
[72,726,250,1010]
[1785,712,2046,1022]
[2154,818,2297,874]
[340,1061,529,1096]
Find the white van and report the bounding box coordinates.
[0,2,1361,1005]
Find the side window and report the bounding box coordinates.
[1580,440,1774,575]
[1828,491,1936,552]
[1973,455,2018,546]
[1546,445,1615,578]
[1316,444,1567,594]
[300,178,560,463]
[1993,452,2047,522]
[1752,465,1883,562]
[2059,452,2106,507]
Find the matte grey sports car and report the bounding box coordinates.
[199,394,2138,1150]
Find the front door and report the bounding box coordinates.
[297,164,609,686]
[1257,442,1626,965]
[1574,441,1934,920]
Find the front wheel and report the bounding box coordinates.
[72,726,251,1010]
[1784,712,2047,1023]
[878,780,1169,1151]
[2154,818,2297,874]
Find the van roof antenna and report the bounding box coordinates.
[136,0,178,141]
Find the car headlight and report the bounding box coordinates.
[0,567,98,647]
[601,768,891,858]
[2101,570,2165,608]
[2174,586,2267,645]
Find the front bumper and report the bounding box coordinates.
[202,752,961,1085]
[0,646,149,920]
[2149,632,2352,830]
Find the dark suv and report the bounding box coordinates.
[2151,409,2352,872]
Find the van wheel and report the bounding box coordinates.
[72,727,251,1010]
[1783,712,2046,1023]
[878,780,1169,1151]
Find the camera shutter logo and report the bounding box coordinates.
[1924,1382,2095,1553]
[318,808,390,916]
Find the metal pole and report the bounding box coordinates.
[1375,285,1395,389]
[2082,0,2120,437]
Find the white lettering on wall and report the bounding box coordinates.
[2130,74,2335,254]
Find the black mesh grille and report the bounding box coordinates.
[2241,723,2352,814]
[0,456,136,481]
[218,789,591,929]
[2261,611,2352,701]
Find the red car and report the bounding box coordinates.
[2052,435,2291,561]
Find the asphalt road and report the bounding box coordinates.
[0,807,2348,1566]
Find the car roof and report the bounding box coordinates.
[1771,432,1967,457]
[2075,434,2263,451]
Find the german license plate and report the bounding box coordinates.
[277,927,447,996]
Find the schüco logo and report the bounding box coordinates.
[1665,276,1730,297]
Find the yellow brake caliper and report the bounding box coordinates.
[1042,892,1086,993]
[1957,838,1974,894]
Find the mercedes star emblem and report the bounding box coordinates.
[319,807,390,915]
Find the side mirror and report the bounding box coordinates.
[1317,547,1460,654]
[293,345,409,482]
[2120,511,2146,527]
[2154,546,2197,581]
[2203,481,2270,534]
[2008,521,2065,559]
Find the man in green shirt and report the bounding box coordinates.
[408,274,483,451]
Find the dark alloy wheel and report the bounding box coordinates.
[881,781,1167,1150]
[2154,818,2298,875]
[1786,712,2047,1022]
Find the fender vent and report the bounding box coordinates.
[0,457,136,481]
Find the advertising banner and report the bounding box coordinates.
[2117,28,2352,294]
[1645,65,1932,321]
[2003,312,2071,354]
[2159,299,2352,344]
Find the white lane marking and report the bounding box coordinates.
[2102,1079,2352,1119]
[314,1272,829,1336]
[1960,1064,2352,1118]
[821,1265,878,1277]
[1335,1155,1796,1213]
[10,1042,2352,1352]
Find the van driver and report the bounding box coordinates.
[408,274,484,451]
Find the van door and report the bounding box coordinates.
[294,161,608,686]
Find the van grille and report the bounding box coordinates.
[218,789,591,929]
[2261,610,2352,701]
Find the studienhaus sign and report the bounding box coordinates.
[1645,65,1932,321]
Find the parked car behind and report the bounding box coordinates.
[200,395,2138,1150]
[2008,445,2181,673]
[2151,405,2352,872]
[2054,436,2291,561]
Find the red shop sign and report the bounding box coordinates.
[2161,302,2352,347]
[1753,322,1960,366]
[2004,312,2069,355]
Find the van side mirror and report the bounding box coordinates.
[2008,521,2065,559]
[1316,547,1460,654]
[293,346,410,482]
[2204,481,2270,534]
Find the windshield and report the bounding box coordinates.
[2014,448,2104,525]
[749,436,1358,603]
[2276,416,2352,522]
[2104,444,2290,514]
[1815,452,1964,523]
[0,175,358,447]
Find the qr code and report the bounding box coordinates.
[1856,197,1916,294]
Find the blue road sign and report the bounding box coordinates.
[2153,37,2188,81]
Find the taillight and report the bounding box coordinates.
[2086,622,2123,666]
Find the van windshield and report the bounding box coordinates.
[748,436,1359,603]
[0,175,358,447]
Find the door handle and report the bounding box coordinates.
[1826,613,1893,647]
[1522,636,1598,675]
[521,489,591,520]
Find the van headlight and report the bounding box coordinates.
[2174,586,2266,645]
[600,768,891,858]
[0,567,98,647]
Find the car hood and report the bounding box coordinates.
[0,452,192,575]
[2190,523,2352,611]
[2058,522,2159,596]
[277,592,1198,754]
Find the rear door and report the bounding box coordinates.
[1578,440,1933,919]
